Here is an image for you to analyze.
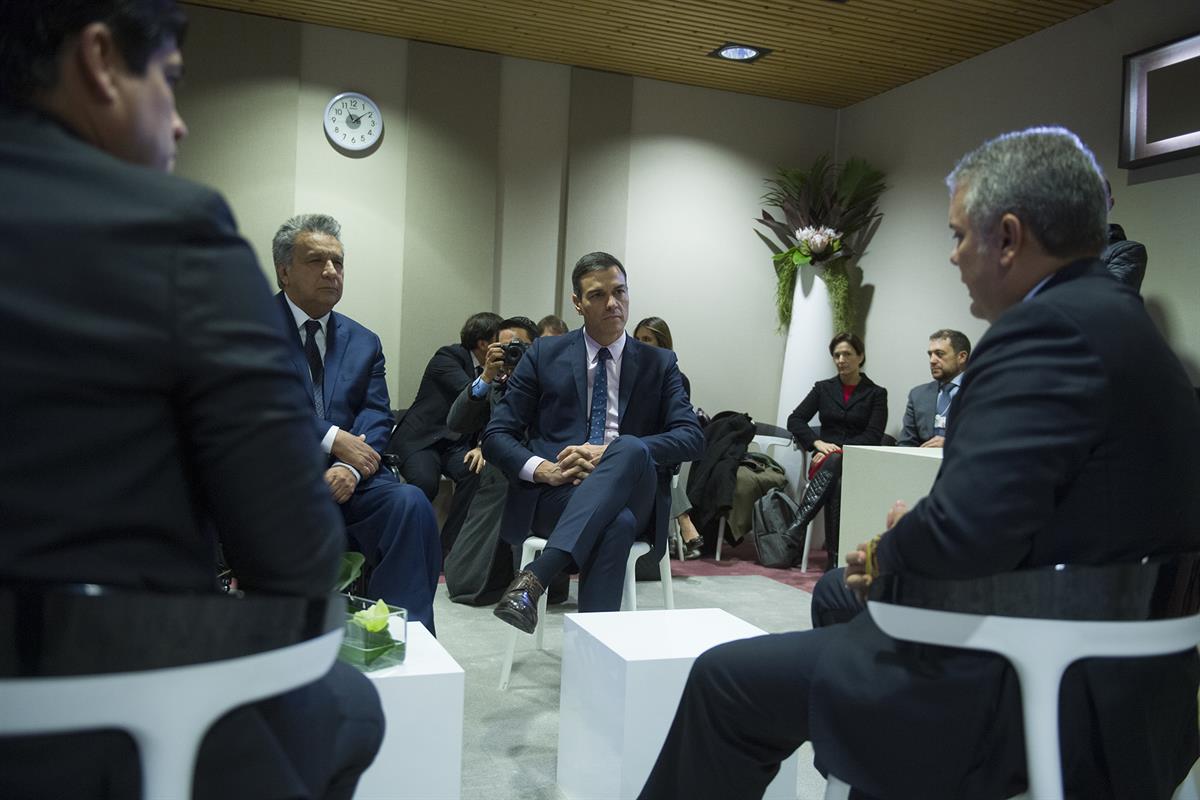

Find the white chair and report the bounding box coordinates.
[0,588,344,800]
[824,557,1200,800]
[498,536,674,690]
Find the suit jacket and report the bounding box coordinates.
[786,374,888,452]
[276,293,395,492]
[446,377,505,438]
[1,110,347,798]
[897,378,955,447]
[812,260,1200,799]
[1,110,342,595]
[481,330,703,558]
[387,343,475,460]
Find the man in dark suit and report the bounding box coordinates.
[272,214,441,633]
[1101,178,1148,292]
[483,253,703,630]
[0,3,382,798]
[387,311,502,553]
[640,128,1200,800]
[896,328,971,448]
[443,316,540,604]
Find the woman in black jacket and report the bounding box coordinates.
[786,332,887,568]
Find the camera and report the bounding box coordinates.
[501,338,529,367]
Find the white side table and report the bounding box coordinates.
[354,621,465,800]
[557,608,799,799]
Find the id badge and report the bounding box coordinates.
[934,413,948,430]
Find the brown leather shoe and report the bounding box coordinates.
[494,570,545,634]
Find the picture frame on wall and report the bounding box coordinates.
[1120,30,1200,169]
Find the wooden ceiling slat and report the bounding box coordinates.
[185,0,1109,107]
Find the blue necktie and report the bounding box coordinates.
[304,319,325,417]
[588,348,612,445]
[933,383,955,436]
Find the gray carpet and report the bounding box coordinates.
[429,572,828,800]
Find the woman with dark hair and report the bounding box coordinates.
[634,316,701,559]
[786,332,887,568]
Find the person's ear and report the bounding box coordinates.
[571,294,583,316]
[74,22,124,103]
[275,263,289,289]
[996,212,1023,271]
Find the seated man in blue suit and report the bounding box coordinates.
[273,214,441,632]
[483,252,704,632]
[896,328,971,449]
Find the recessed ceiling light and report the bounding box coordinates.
[709,43,771,63]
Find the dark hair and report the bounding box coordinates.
[0,0,188,107]
[828,332,865,367]
[498,316,539,342]
[537,314,568,335]
[633,316,674,351]
[460,312,502,350]
[571,251,626,297]
[928,328,971,358]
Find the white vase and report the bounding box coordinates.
[775,267,832,428]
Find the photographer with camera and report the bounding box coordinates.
[444,317,556,605]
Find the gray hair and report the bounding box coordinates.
[945,127,1107,259]
[272,213,342,277]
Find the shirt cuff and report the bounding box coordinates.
[321,425,338,454]
[331,462,362,483]
[470,376,489,399]
[519,456,546,483]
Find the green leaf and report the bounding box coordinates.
[334,551,365,592]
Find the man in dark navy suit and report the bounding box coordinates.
[640,128,1200,800]
[483,252,703,630]
[273,213,441,633]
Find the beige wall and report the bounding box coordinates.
[176,0,1199,430]
[837,0,1200,434]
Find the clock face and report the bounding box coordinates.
[324,92,382,152]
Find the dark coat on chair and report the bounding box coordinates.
[786,375,888,452]
[815,260,1200,799]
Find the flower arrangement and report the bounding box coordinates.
[756,155,886,331]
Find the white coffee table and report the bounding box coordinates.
[353,621,465,800]
[557,608,799,799]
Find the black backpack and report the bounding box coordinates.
[751,488,806,568]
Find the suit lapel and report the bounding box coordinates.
[572,332,589,421]
[618,336,639,423]
[321,312,347,418]
[277,292,317,400]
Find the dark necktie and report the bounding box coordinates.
[475,364,483,378]
[588,348,612,445]
[934,383,955,436]
[304,319,325,417]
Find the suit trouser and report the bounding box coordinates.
[639,626,847,800]
[343,475,441,634]
[399,439,478,556]
[530,436,657,612]
[0,661,384,800]
[810,566,864,628]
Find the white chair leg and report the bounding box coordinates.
[658,552,674,610]
[1014,662,1069,800]
[800,519,812,572]
[499,536,547,690]
[622,550,640,612]
[715,517,725,562]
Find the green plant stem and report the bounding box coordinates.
[822,258,853,334]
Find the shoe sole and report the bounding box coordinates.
[493,604,537,634]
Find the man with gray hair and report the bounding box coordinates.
[640,127,1200,800]
[273,213,441,633]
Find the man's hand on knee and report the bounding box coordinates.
[556,443,607,482]
[331,430,380,477]
[325,466,359,504]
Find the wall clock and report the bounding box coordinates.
[323,91,382,152]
